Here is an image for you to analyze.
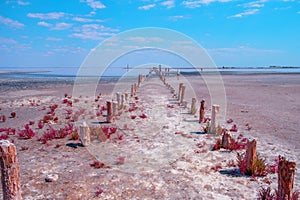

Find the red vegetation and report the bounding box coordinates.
[1,115,6,122]
[38,121,44,129]
[29,121,35,125]
[18,124,35,139]
[11,112,16,118]
[139,113,147,119]
[90,160,111,169]
[227,118,233,123]
[230,124,238,132]
[167,104,174,108]
[20,146,29,151]
[115,156,125,165]
[130,115,137,119]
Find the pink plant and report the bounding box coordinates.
[227,118,233,123]
[0,133,9,140]
[11,112,16,118]
[90,160,111,169]
[20,146,29,151]
[38,121,44,129]
[109,127,117,134]
[115,156,125,165]
[29,121,35,125]
[18,124,35,139]
[95,187,104,197]
[230,124,238,132]
[130,115,137,119]
[167,104,175,108]
[139,113,147,119]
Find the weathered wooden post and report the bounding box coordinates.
[199,99,205,123]
[245,139,257,175]
[0,140,22,200]
[209,104,220,133]
[278,157,297,200]
[133,83,137,95]
[124,92,129,101]
[116,92,121,109]
[121,94,125,109]
[180,86,186,103]
[137,75,142,88]
[221,130,232,149]
[79,122,91,146]
[112,101,118,116]
[178,83,183,101]
[131,84,135,97]
[106,101,113,123]
[191,98,197,115]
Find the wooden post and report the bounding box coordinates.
[79,122,91,147]
[106,101,113,123]
[133,83,137,95]
[116,92,121,109]
[131,84,134,97]
[180,86,186,103]
[112,101,118,116]
[221,131,232,149]
[191,98,197,115]
[121,94,125,109]
[137,75,141,88]
[199,99,205,123]
[278,157,297,200]
[124,93,129,101]
[0,140,22,200]
[209,104,220,133]
[178,83,183,101]
[245,139,257,175]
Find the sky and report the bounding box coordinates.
[0,0,300,75]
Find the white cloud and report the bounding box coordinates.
[169,15,188,21]
[243,0,267,8]
[182,0,232,8]
[46,37,62,41]
[72,17,104,23]
[228,9,259,18]
[138,4,156,10]
[70,24,119,40]
[0,16,24,28]
[80,0,106,9]
[17,0,30,5]
[27,12,65,20]
[161,0,175,9]
[37,21,52,27]
[0,37,17,44]
[51,22,72,30]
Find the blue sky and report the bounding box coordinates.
[0,0,299,75]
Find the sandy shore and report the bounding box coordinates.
[0,73,299,199]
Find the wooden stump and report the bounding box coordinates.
[137,75,141,88]
[245,139,257,175]
[112,101,118,116]
[209,104,220,133]
[131,84,134,97]
[221,131,232,149]
[191,98,197,115]
[199,99,205,123]
[278,156,297,200]
[124,93,129,101]
[106,101,113,123]
[120,94,125,109]
[79,122,91,147]
[0,140,22,200]
[178,83,183,101]
[116,93,121,109]
[180,86,186,103]
[133,83,137,95]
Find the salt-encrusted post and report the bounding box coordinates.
[180,86,186,103]
[278,157,297,200]
[221,130,232,149]
[79,122,91,147]
[191,98,197,115]
[124,93,129,101]
[137,75,142,88]
[0,140,22,200]
[245,139,257,175]
[121,94,125,109]
[209,104,220,133]
[106,101,113,123]
[133,83,137,95]
[112,101,118,116]
[178,83,183,101]
[199,99,205,123]
[131,84,135,97]
[116,92,121,109]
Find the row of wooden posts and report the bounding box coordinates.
[156,68,297,200]
[0,70,297,199]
